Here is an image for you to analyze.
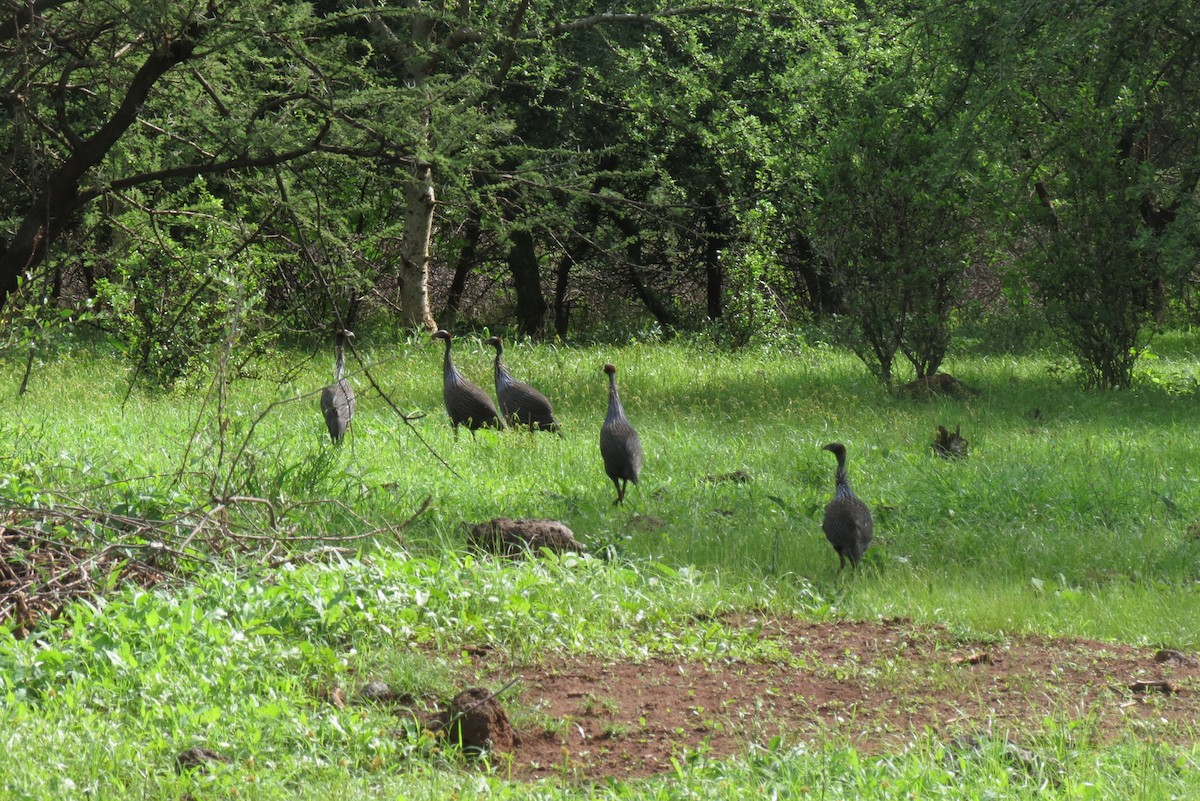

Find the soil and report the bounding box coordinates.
[428,615,1200,782]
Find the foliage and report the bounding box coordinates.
[90,180,265,386]
[949,0,1200,388]
[708,202,795,348]
[801,5,979,386]
[2,0,1199,388]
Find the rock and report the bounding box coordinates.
[358,680,397,703]
[466,518,585,558]
[176,747,230,774]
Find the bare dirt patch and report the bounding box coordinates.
[447,616,1200,781]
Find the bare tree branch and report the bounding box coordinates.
[0,0,75,45]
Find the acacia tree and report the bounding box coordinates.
[0,2,337,316]
[434,2,823,338]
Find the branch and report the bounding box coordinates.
[535,4,761,37]
[73,122,331,205]
[0,0,74,45]
[1,14,216,308]
[58,36,206,189]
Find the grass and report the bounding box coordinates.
[3,330,1200,797]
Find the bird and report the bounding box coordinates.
[484,336,561,433]
[432,330,506,434]
[320,328,356,443]
[932,424,969,459]
[821,442,874,571]
[600,363,642,505]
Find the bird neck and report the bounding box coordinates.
[606,377,624,421]
[334,345,346,381]
[441,341,456,377]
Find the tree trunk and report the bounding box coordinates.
[441,206,482,330]
[613,213,678,330]
[364,7,440,331]
[399,163,438,331]
[508,229,546,336]
[553,250,573,339]
[706,260,723,319]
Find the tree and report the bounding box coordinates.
[946,0,1200,387]
[0,2,333,318]
[800,4,978,386]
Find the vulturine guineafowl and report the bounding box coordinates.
[600,363,642,505]
[485,336,561,433]
[821,442,873,571]
[432,330,506,434]
[320,329,356,443]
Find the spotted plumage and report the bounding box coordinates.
[432,330,506,434]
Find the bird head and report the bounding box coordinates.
[822,442,846,459]
[485,336,503,351]
[432,329,451,342]
[336,329,355,343]
[604,363,617,376]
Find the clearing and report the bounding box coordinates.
[403,615,1200,781]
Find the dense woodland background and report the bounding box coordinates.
[2,0,1198,389]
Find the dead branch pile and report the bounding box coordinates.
[1,494,429,638]
[1,511,170,638]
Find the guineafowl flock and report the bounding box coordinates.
[321,329,876,571]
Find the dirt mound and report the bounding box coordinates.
[466,518,585,557]
[435,687,517,756]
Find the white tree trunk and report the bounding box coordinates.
[364,6,439,331]
[399,163,437,331]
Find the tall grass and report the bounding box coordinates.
[4,331,1200,798]
[5,333,1200,642]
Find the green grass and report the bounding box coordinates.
[3,332,1200,798]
